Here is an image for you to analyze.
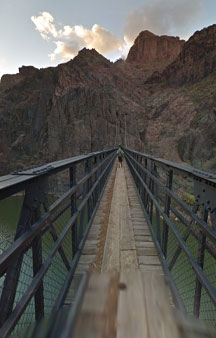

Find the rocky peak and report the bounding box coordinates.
[18,65,40,77]
[0,74,22,89]
[126,30,185,72]
[148,24,216,85]
[72,48,111,68]
[54,48,114,100]
[0,65,40,89]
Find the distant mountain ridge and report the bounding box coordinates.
[1,24,216,174]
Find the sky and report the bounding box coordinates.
[0,0,216,79]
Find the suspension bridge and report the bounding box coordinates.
[0,148,216,337]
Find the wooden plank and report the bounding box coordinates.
[141,272,181,338]
[132,221,148,226]
[120,251,138,272]
[120,214,135,250]
[117,271,148,338]
[133,225,149,230]
[73,273,119,338]
[120,237,135,250]
[89,165,117,273]
[135,241,156,248]
[79,255,96,265]
[88,228,100,236]
[130,214,145,218]
[82,246,98,255]
[120,172,136,251]
[128,203,140,206]
[102,164,139,271]
[135,235,153,242]
[75,264,89,273]
[131,217,145,221]
[87,233,100,240]
[102,172,120,272]
[130,211,145,216]
[139,256,161,265]
[140,265,163,272]
[92,216,103,223]
[134,229,151,236]
[137,247,158,256]
[89,223,101,229]
[83,240,98,246]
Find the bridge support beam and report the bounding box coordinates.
[162,169,173,258]
[70,165,77,258]
[193,208,208,317]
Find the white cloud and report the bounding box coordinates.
[31,12,58,40]
[124,0,202,44]
[49,40,83,60]
[31,12,126,61]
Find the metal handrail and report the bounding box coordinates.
[0,149,116,337]
[126,149,216,184]
[0,149,115,200]
[125,148,216,324]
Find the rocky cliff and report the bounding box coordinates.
[148,24,216,85]
[126,30,185,73]
[1,24,216,175]
[1,66,41,89]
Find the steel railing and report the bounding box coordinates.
[0,149,116,337]
[125,148,216,326]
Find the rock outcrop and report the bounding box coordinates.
[126,30,185,72]
[0,66,41,89]
[148,24,216,84]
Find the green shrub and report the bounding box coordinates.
[182,192,195,207]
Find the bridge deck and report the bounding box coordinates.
[65,161,167,306]
[102,162,161,272]
[62,161,181,336]
[70,272,186,338]
[61,161,216,337]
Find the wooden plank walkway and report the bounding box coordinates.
[70,271,215,338]
[65,160,164,305]
[101,163,162,273]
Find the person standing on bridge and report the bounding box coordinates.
[117,145,124,168]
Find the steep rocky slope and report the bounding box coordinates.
[143,25,216,169]
[0,49,148,174]
[1,25,216,174]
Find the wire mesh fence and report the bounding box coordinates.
[125,148,216,328]
[0,149,116,337]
